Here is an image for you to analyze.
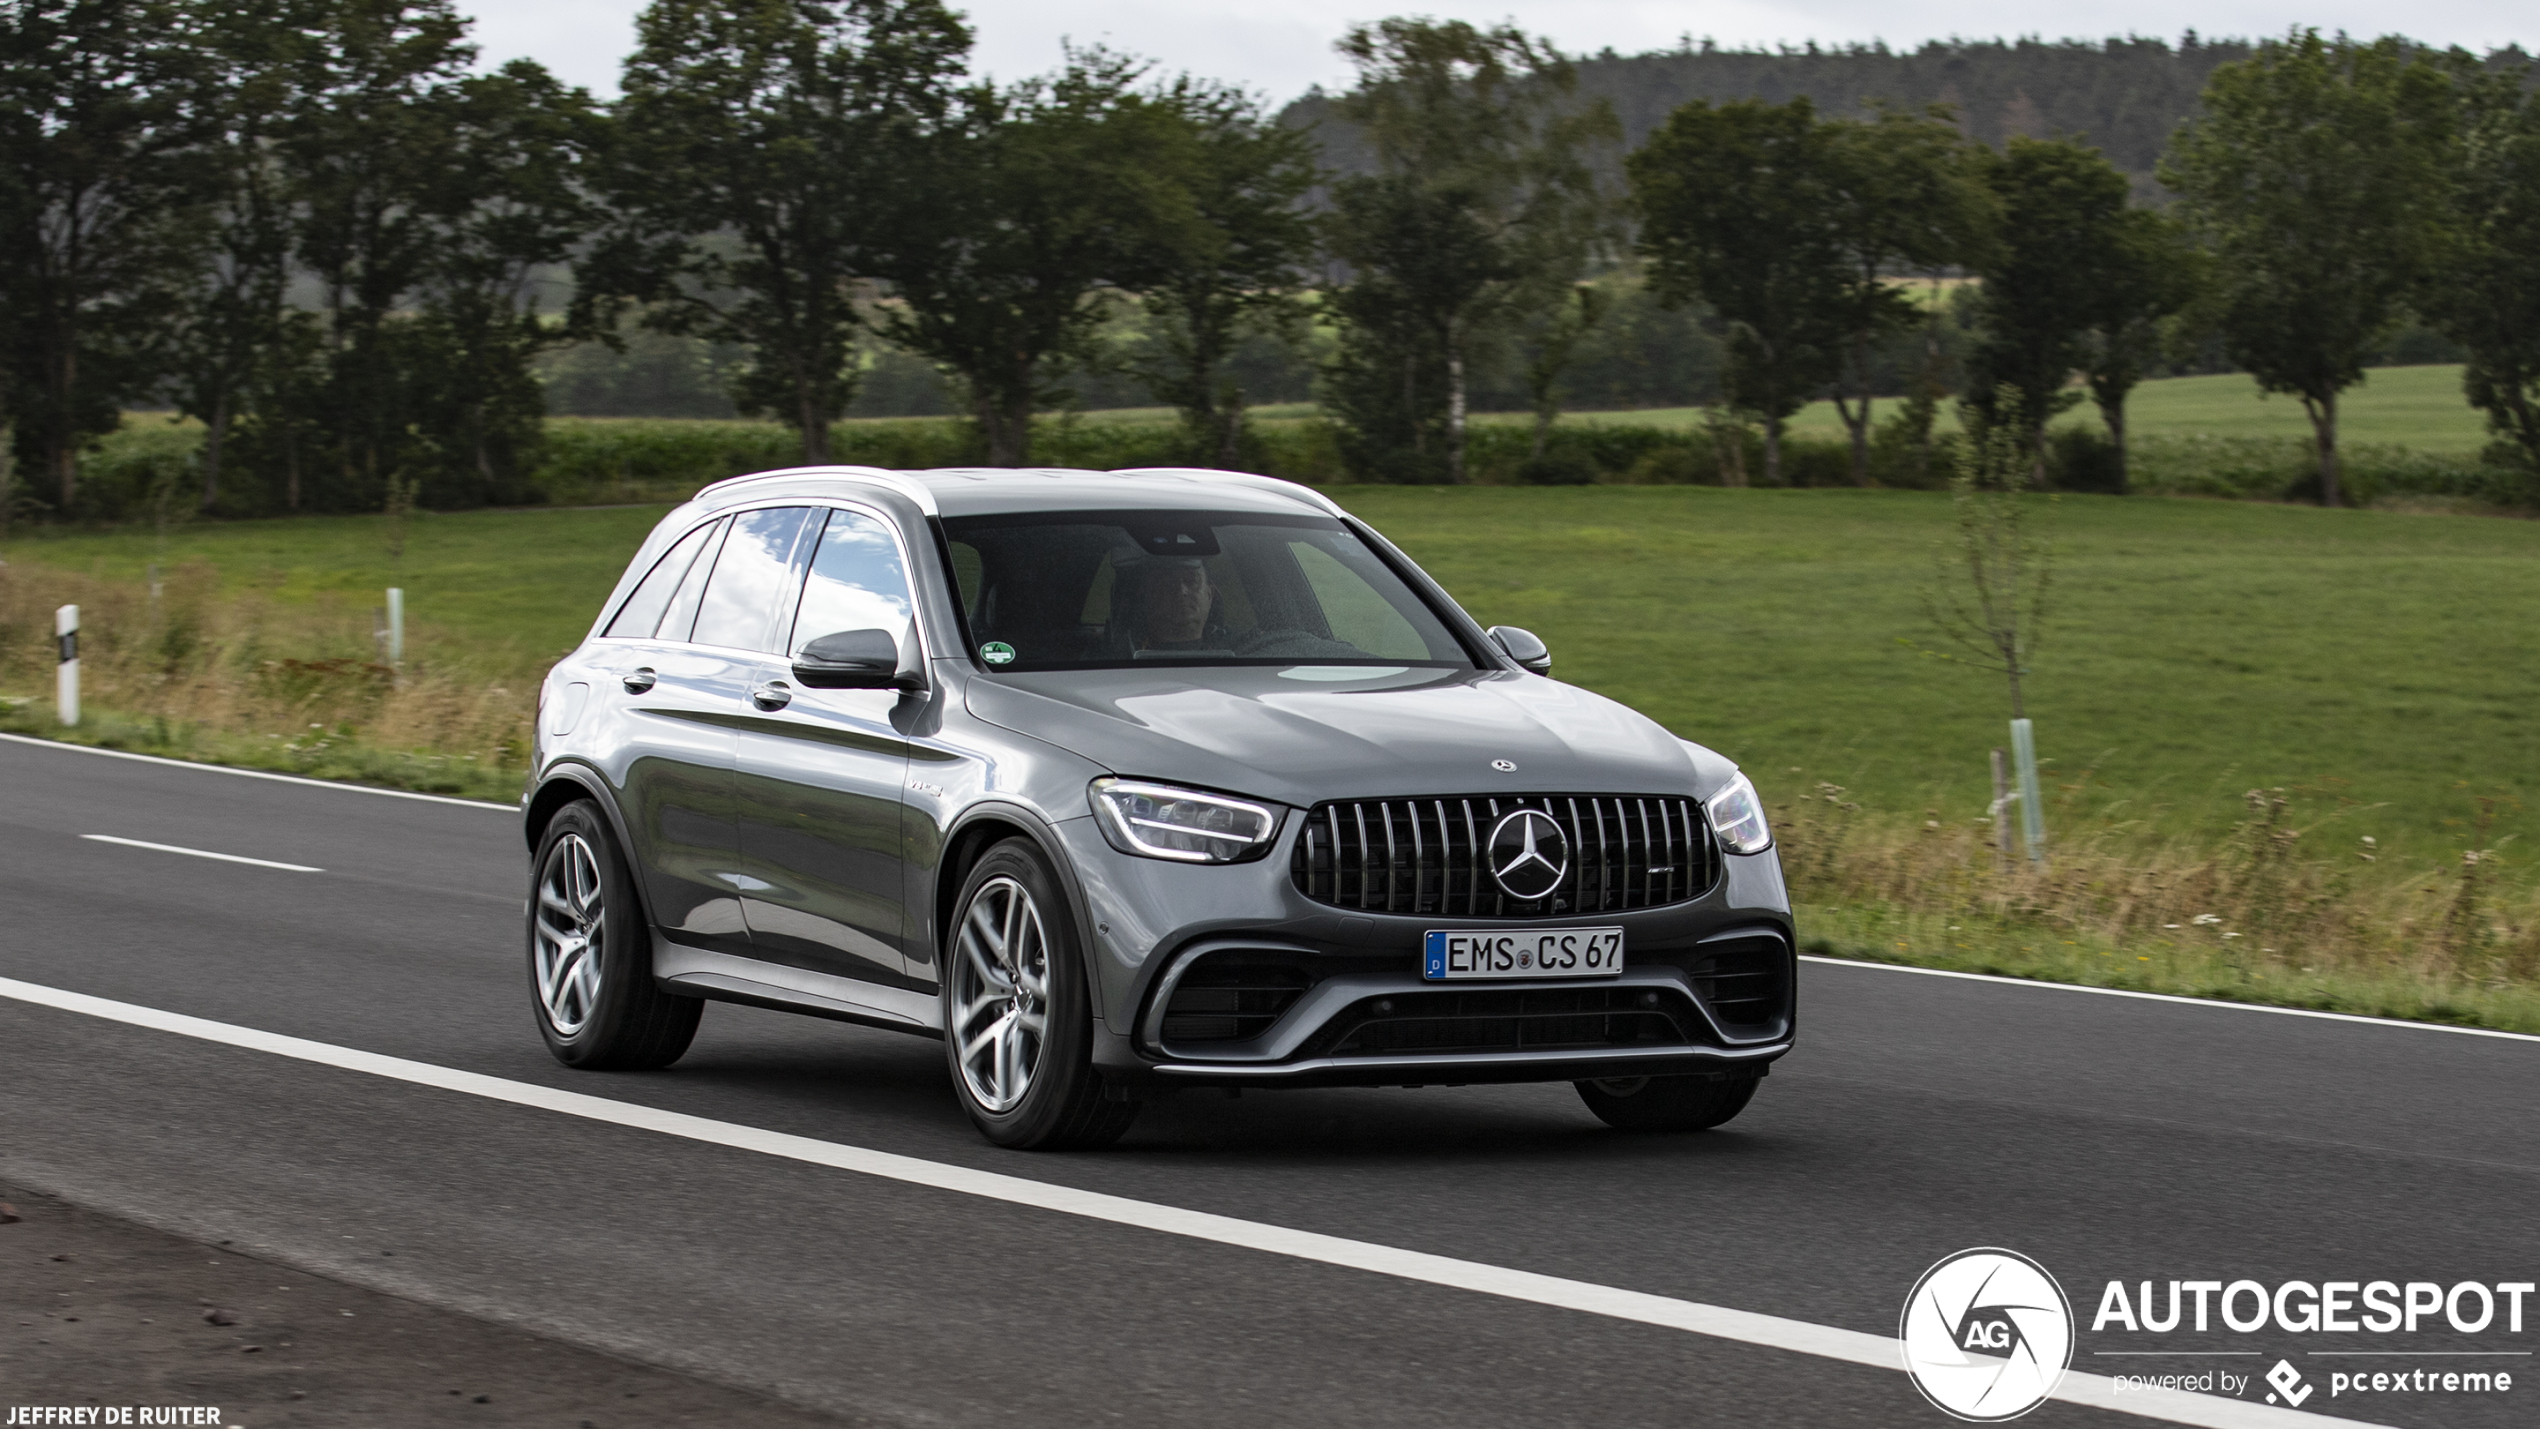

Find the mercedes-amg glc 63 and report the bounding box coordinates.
[523,465,1793,1148]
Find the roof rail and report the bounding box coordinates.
[695,464,940,516]
[1110,466,1346,518]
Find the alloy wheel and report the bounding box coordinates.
[949,874,1051,1113]
[534,832,606,1036]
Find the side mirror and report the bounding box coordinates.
[1486,625,1551,676]
[793,628,918,690]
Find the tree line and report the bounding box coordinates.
[1,4,2535,520]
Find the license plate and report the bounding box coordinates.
[1422,927,1624,980]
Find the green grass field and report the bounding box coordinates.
[1483,363,2493,452]
[903,363,2490,450]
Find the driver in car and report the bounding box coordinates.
[1136,557,1218,653]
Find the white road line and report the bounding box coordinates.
[79,834,324,873]
[0,974,2385,1429]
[0,731,515,811]
[1801,955,2540,1045]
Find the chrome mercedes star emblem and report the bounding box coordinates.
[1487,808,1568,901]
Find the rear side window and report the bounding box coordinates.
[605,520,718,639]
[691,507,814,651]
[789,509,914,656]
[656,517,729,643]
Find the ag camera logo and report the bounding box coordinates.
[1901,1248,2075,1421]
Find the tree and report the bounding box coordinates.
[593,0,971,462]
[1929,387,2052,723]
[877,49,1201,467]
[0,0,216,512]
[2074,207,2199,489]
[2161,30,2457,507]
[167,4,303,514]
[2419,58,2540,477]
[1962,138,2122,464]
[1320,172,1512,482]
[1630,97,1846,486]
[1822,107,1989,485]
[1126,80,1315,468]
[277,0,477,510]
[406,61,601,505]
[1517,280,1605,461]
[1322,19,1618,484]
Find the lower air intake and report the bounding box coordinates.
[1312,986,1701,1058]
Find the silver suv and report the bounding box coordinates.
[524,466,1793,1149]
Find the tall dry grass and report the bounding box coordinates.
[0,560,533,798]
[1776,776,2540,1029]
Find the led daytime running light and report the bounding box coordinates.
[1090,778,1279,864]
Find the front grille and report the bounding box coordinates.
[1158,952,1315,1044]
[1313,986,1700,1058]
[1290,794,1717,918]
[1688,938,1791,1036]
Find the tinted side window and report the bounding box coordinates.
[692,507,814,651]
[604,521,717,639]
[789,509,914,656]
[657,517,730,643]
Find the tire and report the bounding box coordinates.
[528,801,701,1070]
[1575,1072,1759,1132]
[942,839,1137,1150]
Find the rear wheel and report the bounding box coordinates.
[1575,1072,1759,1132]
[943,839,1136,1150]
[529,801,700,1070]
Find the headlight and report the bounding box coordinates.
[1705,771,1772,855]
[1090,778,1281,864]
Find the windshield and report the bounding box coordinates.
[940,509,1474,671]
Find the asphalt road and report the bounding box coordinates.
[4,733,2535,1428]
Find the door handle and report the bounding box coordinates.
[621,667,656,694]
[750,680,793,710]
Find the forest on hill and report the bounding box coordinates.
[1282,35,2532,194]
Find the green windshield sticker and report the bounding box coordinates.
[979,641,1016,666]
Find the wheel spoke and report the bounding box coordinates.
[962,1011,1014,1066]
[541,942,587,1016]
[568,840,601,917]
[995,1017,1021,1106]
[569,947,602,1014]
[1014,1006,1046,1038]
[966,898,1006,961]
[1000,891,1025,975]
[962,932,1012,993]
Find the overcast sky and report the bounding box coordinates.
[471,1,2535,101]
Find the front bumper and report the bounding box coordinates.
[1053,816,1797,1090]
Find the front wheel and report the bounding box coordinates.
[1575,1072,1759,1132]
[529,801,700,1070]
[942,839,1136,1150]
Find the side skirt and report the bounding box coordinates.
[654,938,944,1039]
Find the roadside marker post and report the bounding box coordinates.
[54,604,77,726]
[2009,717,2046,863]
[385,587,404,666]
[1987,746,2012,870]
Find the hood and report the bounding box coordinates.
[963,663,1729,809]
